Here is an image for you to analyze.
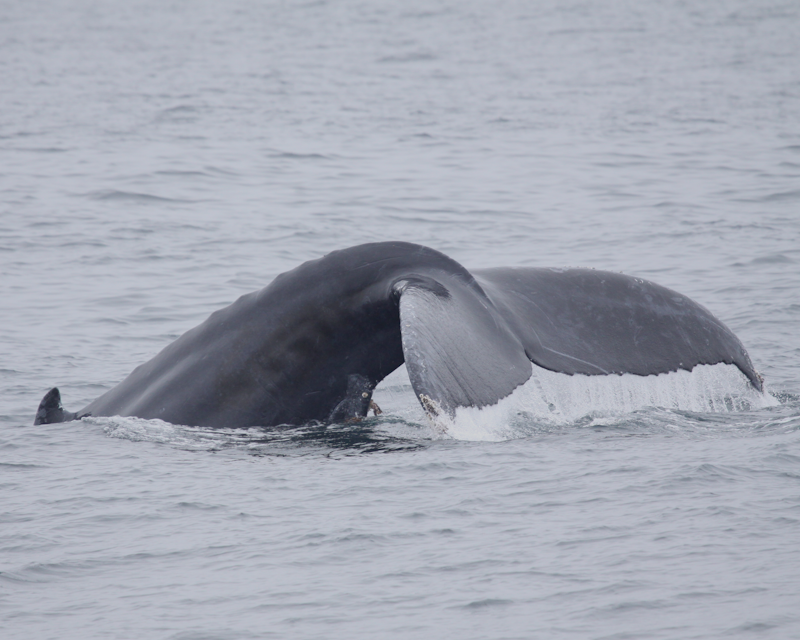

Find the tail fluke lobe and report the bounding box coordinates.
[397,276,532,420]
[34,387,79,425]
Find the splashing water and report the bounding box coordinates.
[90,363,778,448]
[440,363,778,441]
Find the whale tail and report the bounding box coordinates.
[34,387,79,425]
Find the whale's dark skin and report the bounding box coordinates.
[327,374,377,423]
[34,242,763,428]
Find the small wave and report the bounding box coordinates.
[762,190,800,202]
[95,415,426,455]
[267,150,330,160]
[85,190,196,204]
[378,51,437,63]
[159,105,198,115]
[462,598,514,610]
[151,105,203,124]
[12,146,69,153]
[0,462,46,470]
[749,253,794,265]
[154,169,212,178]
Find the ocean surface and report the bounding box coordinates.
[2,1,800,638]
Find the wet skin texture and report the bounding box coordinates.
[34,242,762,428]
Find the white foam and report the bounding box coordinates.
[93,415,262,451]
[93,363,778,445]
[437,363,778,441]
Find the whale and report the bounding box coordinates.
[34,241,764,428]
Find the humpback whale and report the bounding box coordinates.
[34,242,764,428]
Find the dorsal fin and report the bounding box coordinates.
[34,387,78,425]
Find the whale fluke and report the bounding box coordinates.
[33,242,765,429]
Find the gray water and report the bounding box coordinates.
[3,1,800,638]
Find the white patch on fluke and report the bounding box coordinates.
[433,363,779,442]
